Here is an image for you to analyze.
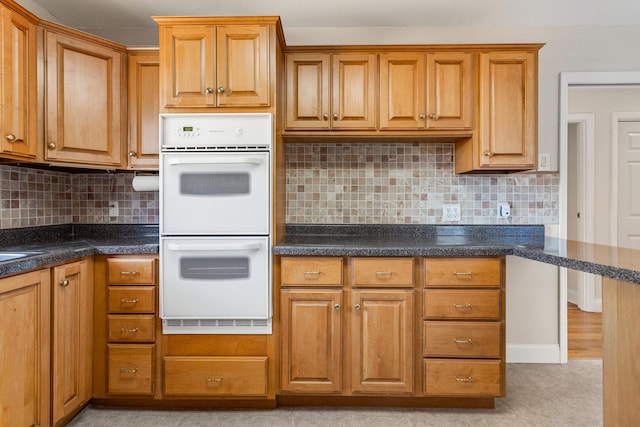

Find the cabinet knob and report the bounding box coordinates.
[334,304,341,311]
[205,87,214,94]
[323,113,329,120]
[217,87,225,94]
[59,279,69,287]
[48,142,56,149]
[419,114,426,120]
[128,151,137,157]
[5,133,22,143]
[483,150,492,157]
[333,113,338,120]
[429,113,438,120]
[354,303,361,311]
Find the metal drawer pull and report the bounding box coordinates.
[453,338,474,344]
[120,368,138,374]
[120,271,140,275]
[354,304,361,311]
[454,272,473,276]
[59,279,69,287]
[206,376,224,383]
[303,271,321,276]
[374,271,393,276]
[334,304,341,311]
[120,299,139,304]
[453,303,473,309]
[454,376,474,383]
[120,327,139,333]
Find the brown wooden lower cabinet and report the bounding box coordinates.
[107,344,155,395]
[424,359,502,396]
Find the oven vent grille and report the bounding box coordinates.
[162,145,270,152]
[162,318,272,334]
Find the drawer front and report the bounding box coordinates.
[424,290,500,319]
[424,359,503,397]
[424,258,501,288]
[108,286,156,313]
[108,258,155,285]
[108,344,154,395]
[423,321,501,358]
[281,257,342,287]
[350,257,414,288]
[108,315,156,342]
[164,356,268,397]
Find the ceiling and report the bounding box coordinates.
[14,0,640,46]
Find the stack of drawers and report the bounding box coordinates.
[106,258,157,395]
[422,257,504,397]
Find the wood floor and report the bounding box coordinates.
[568,302,602,359]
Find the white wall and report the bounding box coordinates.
[285,24,640,171]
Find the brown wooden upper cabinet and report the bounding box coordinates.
[44,25,126,167]
[285,52,377,130]
[379,52,473,130]
[155,17,278,110]
[0,4,38,161]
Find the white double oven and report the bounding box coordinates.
[160,113,272,334]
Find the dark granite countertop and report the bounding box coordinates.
[274,224,640,284]
[0,224,159,277]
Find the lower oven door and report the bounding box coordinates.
[160,236,271,321]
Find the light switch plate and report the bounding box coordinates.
[538,153,550,171]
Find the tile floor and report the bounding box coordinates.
[67,360,602,427]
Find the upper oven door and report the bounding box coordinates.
[161,151,270,235]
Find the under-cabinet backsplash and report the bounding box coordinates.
[286,143,559,225]
[0,143,559,229]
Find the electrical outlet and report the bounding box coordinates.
[109,201,119,217]
[442,204,461,222]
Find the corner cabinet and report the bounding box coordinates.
[43,24,126,168]
[155,16,283,111]
[0,4,38,161]
[0,269,50,427]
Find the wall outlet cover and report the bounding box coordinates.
[442,204,461,222]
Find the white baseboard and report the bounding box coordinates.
[507,343,562,363]
[567,288,579,305]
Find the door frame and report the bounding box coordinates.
[559,71,640,363]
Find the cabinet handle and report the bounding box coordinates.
[303,271,321,277]
[120,327,139,333]
[334,304,341,311]
[454,376,474,383]
[5,134,23,143]
[217,87,225,94]
[323,113,329,120]
[454,271,473,276]
[374,271,393,276]
[354,303,361,311]
[206,376,224,383]
[419,114,426,120]
[453,338,474,344]
[119,368,138,374]
[429,113,438,120]
[120,298,139,304]
[333,113,338,120]
[205,87,214,94]
[128,151,137,158]
[453,303,473,309]
[59,279,69,287]
[120,271,140,276]
[483,150,492,157]
[48,142,56,149]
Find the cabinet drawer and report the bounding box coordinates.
[350,257,414,288]
[108,286,155,313]
[108,258,155,284]
[423,321,501,358]
[164,356,268,397]
[108,344,154,395]
[281,257,342,287]
[108,315,156,342]
[424,290,500,319]
[424,359,503,397]
[424,258,501,288]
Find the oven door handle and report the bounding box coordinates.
[166,242,261,252]
[167,156,263,166]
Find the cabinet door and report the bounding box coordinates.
[331,53,377,129]
[0,6,37,160]
[52,259,93,425]
[350,290,414,394]
[426,52,473,129]
[379,52,426,130]
[159,25,215,108]
[216,25,270,107]
[478,51,537,169]
[45,30,124,166]
[285,53,331,129]
[0,269,50,427]
[127,50,159,170]
[280,289,342,393]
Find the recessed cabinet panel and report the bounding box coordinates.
[331,53,377,129]
[379,52,425,130]
[426,52,472,129]
[285,53,330,129]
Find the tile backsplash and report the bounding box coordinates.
[0,143,559,230]
[286,143,559,225]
